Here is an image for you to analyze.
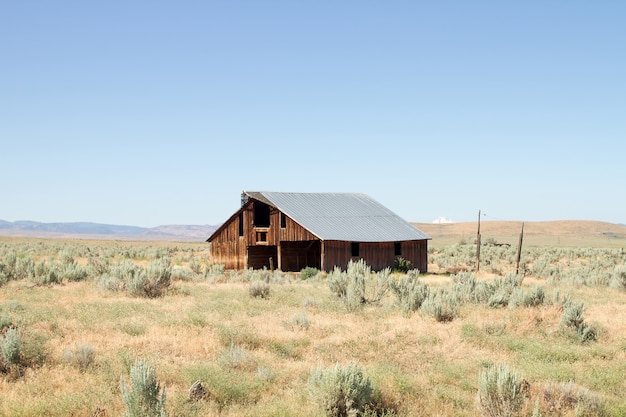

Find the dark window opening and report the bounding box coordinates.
[280,212,286,228]
[256,231,267,243]
[351,242,360,257]
[394,242,402,256]
[238,212,244,237]
[254,202,270,227]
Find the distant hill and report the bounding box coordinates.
[0,220,218,242]
[414,220,626,248]
[2,219,625,247]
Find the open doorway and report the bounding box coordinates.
[280,241,321,271]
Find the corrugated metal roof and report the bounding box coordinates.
[243,191,430,242]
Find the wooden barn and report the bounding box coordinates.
[207,191,431,272]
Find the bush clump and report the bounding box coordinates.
[509,286,545,308]
[487,274,523,308]
[64,344,95,372]
[328,260,390,311]
[308,363,373,417]
[133,259,172,298]
[612,265,626,290]
[249,280,270,299]
[204,263,226,278]
[476,364,525,417]
[538,381,607,417]
[560,299,596,343]
[120,359,168,417]
[100,259,172,298]
[389,275,430,315]
[392,257,411,273]
[421,289,460,322]
[1,327,21,367]
[300,266,320,280]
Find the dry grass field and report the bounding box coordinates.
[415,220,626,248]
[1,224,625,417]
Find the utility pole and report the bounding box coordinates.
[476,210,481,273]
[515,222,525,276]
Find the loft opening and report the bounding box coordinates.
[254,202,270,227]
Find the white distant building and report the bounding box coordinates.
[433,216,454,224]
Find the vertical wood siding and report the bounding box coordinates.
[322,240,428,272]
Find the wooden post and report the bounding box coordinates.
[515,222,524,276]
[475,210,481,273]
[269,257,274,272]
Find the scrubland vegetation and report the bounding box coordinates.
[0,237,625,417]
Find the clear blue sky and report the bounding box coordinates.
[2,1,625,227]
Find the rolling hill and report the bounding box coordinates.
[0,220,218,242]
[413,220,626,248]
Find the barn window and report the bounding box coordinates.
[254,202,270,227]
[394,241,402,256]
[256,231,267,243]
[280,212,286,228]
[351,242,360,257]
[238,212,244,237]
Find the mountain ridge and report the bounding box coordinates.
[0,220,218,242]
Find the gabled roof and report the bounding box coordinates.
[243,191,430,242]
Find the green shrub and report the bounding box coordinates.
[0,314,13,331]
[14,256,34,280]
[300,266,320,280]
[328,266,349,299]
[120,359,168,417]
[64,344,95,371]
[476,364,525,417]
[127,259,172,298]
[612,265,626,290]
[328,260,390,311]
[249,280,270,299]
[421,289,460,322]
[392,257,411,273]
[188,257,202,275]
[2,253,17,279]
[88,256,110,277]
[389,275,430,315]
[452,272,494,304]
[170,266,194,281]
[509,286,545,308]
[308,363,373,417]
[561,299,596,343]
[485,274,523,308]
[58,248,75,265]
[1,327,21,366]
[204,263,225,278]
[33,264,63,286]
[62,262,89,282]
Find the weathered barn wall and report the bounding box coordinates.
[322,240,428,272]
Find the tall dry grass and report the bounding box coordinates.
[0,238,625,416]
